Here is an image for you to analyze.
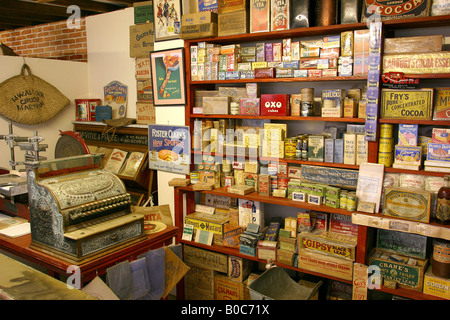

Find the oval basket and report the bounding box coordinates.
[0,64,70,124]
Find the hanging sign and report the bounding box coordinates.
[148,125,190,174]
[104,81,128,119]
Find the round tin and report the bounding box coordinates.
[379,124,393,138]
[340,191,348,210]
[190,171,199,184]
[347,192,357,211]
[378,151,393,167]
[378,137,394,152]
[278,177,290,190]
[284,138,298,158]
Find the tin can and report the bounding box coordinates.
[296,140,302,158]
[378,151,393,167]
[278,177,290,190]
[300,88,314,117]
[190,171,199,184]
[378,137,394,152]
[230,102,240,115]
[271,176,278,191]
[347,192,357,211]
[285,138,298,158]
[340,191,348,210]
[224,175,234,189]
[379,124,393,138]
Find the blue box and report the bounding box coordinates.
[398,124,418,146]
[427,143,450,162]
[95,105,112,122]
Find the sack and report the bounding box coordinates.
[0,64,69,124]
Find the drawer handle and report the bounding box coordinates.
[110,234,118,240]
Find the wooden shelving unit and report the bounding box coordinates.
[174,15,450,300]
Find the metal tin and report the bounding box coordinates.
[278,177,290,190]
[378,137,394,152]
[270,176,278,191]
[190,171,200,184]
[378,151,393,167]
[379,123,393,138]
[284,138,298,158]
[347,192,356,211]
[340,191,348,210]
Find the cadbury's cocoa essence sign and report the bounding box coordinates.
[361,0,431,22]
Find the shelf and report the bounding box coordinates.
[180,239,352,285]
[183,15,450,45]
[189,76,368,85]
[192,150,360,170]
[177,185,355,216]
[385,167,449,177]
[190,114,366,122]
[379,119,450,126]
[352,212,450,241]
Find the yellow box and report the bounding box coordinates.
[423,265,450,300]
[215,274,247,300]
[383,187,432,223]
[218,9,249,37]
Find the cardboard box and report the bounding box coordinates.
[433,88,450,120]
[223,223,245,248]
[203,96,229,114]
[250,0,270,33]
[180,23,218,39]
[183,245,228,273]
[270,0,289,31]
[215,274,248,300]
[136,102,156,124]
[381,89,433,120]
[218,0,248,13]
[383,187,432,222]
[218,9,249,36]
[260,94,290,116]
[369,248,428,292]
[384,35,443,54]
[298,232,357,261]
[129,23,154,58]
[228,255,254,282]
[182,12,218,26]
[133,1,154,24]
[184,265,217,294]
[383,52,450,74]
[298,248,354,281]
[423,265,450,299]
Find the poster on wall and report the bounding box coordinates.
[153,0,181,41]
[148,125,190,174]
[104,81,128,118]
[150,48,186,106]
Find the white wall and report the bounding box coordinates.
[86,8,188,221]
[0,56,89,169]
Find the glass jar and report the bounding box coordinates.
[436,175,450,224]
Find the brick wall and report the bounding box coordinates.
[0,18,87,62]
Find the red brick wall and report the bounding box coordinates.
[0,18,87,62]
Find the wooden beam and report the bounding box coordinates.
[0,8,59,23]
[34,0,126,12]
[2,0,69,17]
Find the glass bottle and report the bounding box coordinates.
[436,175,450,224]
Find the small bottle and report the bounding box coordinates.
[193,120,201,151]
[436,175,450,224]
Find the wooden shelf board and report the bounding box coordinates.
[190,114,366,122]
[180,239,353,284]
[177,185,354,216]
[189,76,367,85]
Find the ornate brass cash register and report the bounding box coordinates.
[26,154,146,263]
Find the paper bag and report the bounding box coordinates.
[163,247,189,298]
[131,204,173,226]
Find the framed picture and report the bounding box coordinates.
[153,0,182,41]
[150,48,186,106]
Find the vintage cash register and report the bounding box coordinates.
[26,154,146,263]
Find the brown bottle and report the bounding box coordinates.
[436,175,450,224]
[432,239,450,279]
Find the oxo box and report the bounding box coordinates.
[260,94,290,116]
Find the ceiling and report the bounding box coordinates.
[0,0,149,32]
